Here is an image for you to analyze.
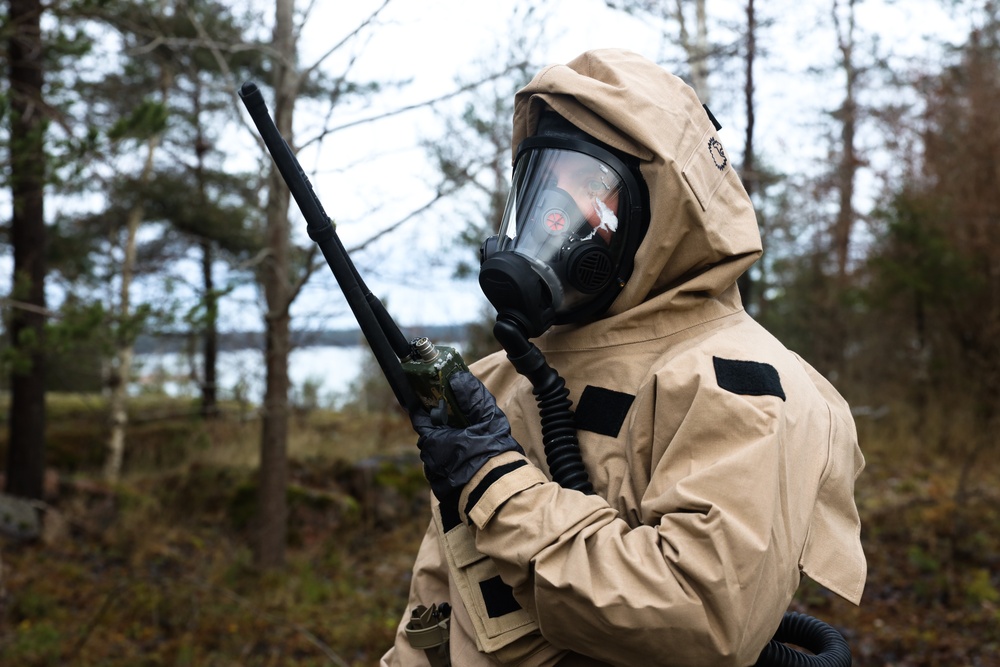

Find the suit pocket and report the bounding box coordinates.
[434,505,538,653]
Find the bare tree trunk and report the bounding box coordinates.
[832,0,858,283]
[737,0,758,314]
[105,133,160,481]
[810,0,860,377]
[606,1,711,102]
[193,79,219,419]
[254,0,296,568]
[5,0,47,500]
[693,0,709,104]
[673,0,711,104]
[200,237,219,418]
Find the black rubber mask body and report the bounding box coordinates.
[480,251,558,339]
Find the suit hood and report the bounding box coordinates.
[512,49,762,318]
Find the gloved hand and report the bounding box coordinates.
[411,371,524,500]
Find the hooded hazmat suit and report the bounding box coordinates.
[381,49,865,667]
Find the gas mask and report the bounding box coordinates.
[480,115,648,338]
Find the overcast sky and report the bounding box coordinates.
[1,0,974,337]
[271,0,668,331]
[249,0,969,333]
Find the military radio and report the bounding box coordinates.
[238,81,468,427]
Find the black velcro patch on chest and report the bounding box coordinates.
[479,575,523,618]
[574,385,636,437]
[713,356,786,401]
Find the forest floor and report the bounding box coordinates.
[0,395,998,666]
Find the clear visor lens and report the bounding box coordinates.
[496,148,627,315]
[499,148,625,252]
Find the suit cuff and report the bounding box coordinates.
[460,451,549,529]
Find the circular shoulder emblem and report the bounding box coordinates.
[708,137,728,171]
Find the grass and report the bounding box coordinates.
[0,394,425,667]
[1,394,999,665]
[803,406,1000,665]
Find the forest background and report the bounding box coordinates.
[1,0,998,665]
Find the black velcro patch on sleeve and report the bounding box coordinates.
[438,488,462,532]
[713,356,786,401]
[479,575,523,618]
[463,460,528,519]
[574,386,636,437]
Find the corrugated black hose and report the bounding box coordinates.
[492,318,593,494]
[754,611,853,667]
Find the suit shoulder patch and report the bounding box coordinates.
[713,356,786,401]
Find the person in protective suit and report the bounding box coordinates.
[381,48,866,667]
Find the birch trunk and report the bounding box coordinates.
[673,0,711,104]
[104,133,160,481]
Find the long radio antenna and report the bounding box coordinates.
[238,81,421,415]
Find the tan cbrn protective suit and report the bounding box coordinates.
[381,49,865,667]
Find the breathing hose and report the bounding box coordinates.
[754,612,853,667]
[492,318,593,494]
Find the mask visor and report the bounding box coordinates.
[496,147,629,317]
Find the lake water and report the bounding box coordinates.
[133,346,369,409]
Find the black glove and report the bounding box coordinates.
[411,371,524,500]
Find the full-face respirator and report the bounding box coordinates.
[479,114,649,339]
[476,113,650,494]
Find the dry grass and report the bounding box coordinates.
[1,395,998,665]
[0,398,426,667]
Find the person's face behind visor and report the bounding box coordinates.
[544,149,621,243]
[504,148,623,245]
[494,146,628,318]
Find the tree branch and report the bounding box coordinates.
[299,64,528,151]
[0,298,58,318]
[300,0,392,81]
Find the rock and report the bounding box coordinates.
[0,492,41,540]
